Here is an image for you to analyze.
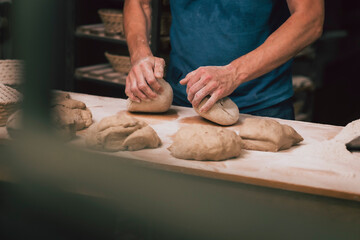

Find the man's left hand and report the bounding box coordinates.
[180,64,240,112]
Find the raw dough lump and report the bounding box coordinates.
[168,125,242,161]
[6,92,93,141]
[86,112,161,152]
[194,97,239,126]
[127,78,173,113]
[52,92,93,131]
[236,118,303,152]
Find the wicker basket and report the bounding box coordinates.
[105,52,131,74]
[98,9,124,35]
[0,60,24,86]
[0,84,22,126]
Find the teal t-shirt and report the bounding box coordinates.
[166,0,293,113]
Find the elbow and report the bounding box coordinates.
[311,13,324,42]
[313,19,324,41]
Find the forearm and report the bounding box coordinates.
[124,0,153,64]
[230,0,324,85]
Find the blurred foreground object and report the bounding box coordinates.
[0,83,22,126]
[0,59,24,87]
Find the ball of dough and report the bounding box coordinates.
[194,97,239,126]
[86,112,161,152]
[127,78,173,113]
[168,125,242,161]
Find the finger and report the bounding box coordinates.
[187,76,207,102]
[179,70,196,85]
[125,74,141,102]
[129,71,148,101]
[133,67,157,100]
[154,58,165,79]
[199,93,220,113]
[140,64,163,94]
[126,89,141,103]
[191,83,217,108]
[186,70,204,91]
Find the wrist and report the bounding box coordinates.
[226,61,249,86]
[130,46,153,65]
[128,36,153,64]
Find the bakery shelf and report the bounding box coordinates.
[75,63,127,86]
[75,24,127,45]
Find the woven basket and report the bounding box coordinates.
[105,52,131,73]
[98,9,124,35]
[0,60,24,86]
[0,84,22,126]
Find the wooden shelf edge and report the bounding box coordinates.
[75,63,127,86]
[75,24,127,45]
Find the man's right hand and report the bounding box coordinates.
[125,56,165,103]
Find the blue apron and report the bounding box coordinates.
[167,0,293,113]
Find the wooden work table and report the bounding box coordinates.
[1,92,360,201]
[3,91,355,201]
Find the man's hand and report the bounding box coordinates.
[180,64,240,112]
[180,0,324,113]
[124,0,165,103]
[125,56,165,103]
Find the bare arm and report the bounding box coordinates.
[124,0,165,102]
[124,0,152,63]
[229,0,324,85]
[181,0,324,112]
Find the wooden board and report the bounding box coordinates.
[1,92,360,201]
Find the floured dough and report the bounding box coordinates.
[194,97,239,126]
[127,78,173,113]
[55,98,86,109]
[236,118,303,152]
[52,93,93,131]
[52,107,77,140]
[168,125,242,161]
[86,112,161,152]
[52,105,92,131]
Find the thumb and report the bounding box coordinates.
[154,58,165,79]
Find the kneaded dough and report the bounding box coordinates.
[6,93,93,141]
[53,105,92,131]
[168,125,242,161]
[6,108,77,141]
[127,78,173,113]
[236,118,303,152]
[194,97,239,126]
[86,112,161,152]
[51,92,70,105]
[52,106,77,140]
[51,92,93,131]
[56,98,86,109]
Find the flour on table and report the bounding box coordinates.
[293,119,360,163]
